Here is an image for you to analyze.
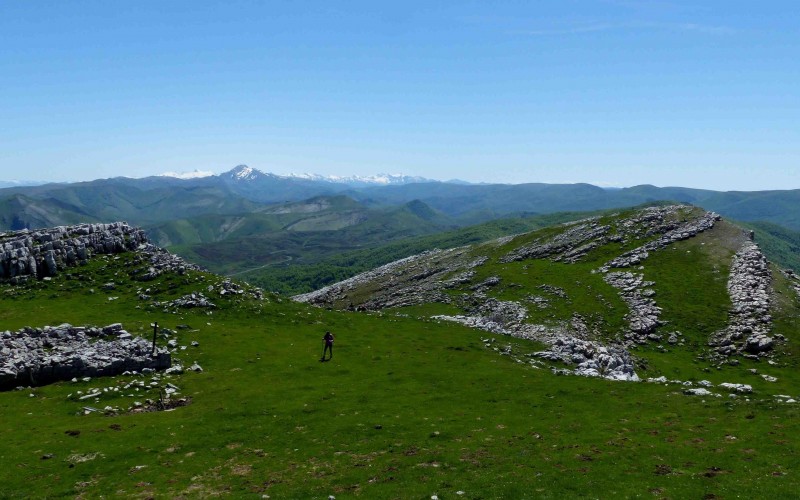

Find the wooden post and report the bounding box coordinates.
[151,322,158,356]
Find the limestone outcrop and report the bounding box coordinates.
[0,323,171,390]
[710,241,775,356]
[599,210,720,271]
[603,272,661,342]
[0,223,147,282]
[294,247,478,309]
[534,337,639,381]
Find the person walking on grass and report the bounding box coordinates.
[321,331,334,361]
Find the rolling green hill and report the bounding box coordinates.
[354,182,800,229]
[742,220,800,272]
[294,204,800,385]
[162,198,457,275]
[0,177,263,229]
[147,196,367,247]
[1,212,799,497]
[245,209,606,295]
[0,193,99,229]
[245,206,800,296]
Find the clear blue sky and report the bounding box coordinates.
[1,1,797,190]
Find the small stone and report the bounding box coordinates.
[684,388,712,396]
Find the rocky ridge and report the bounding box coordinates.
[710,241,777,358]
[598,209,721,271]
[534,337,639,381]
[294,248,476,309]
[295,205,784,382]
[592,209,721,347]
[0,223,148,282]
[602,272,660,342]
[500,218,610,264]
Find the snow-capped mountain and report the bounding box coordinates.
[159,169,215,180]
[220,165,437,186]
[219,165,278,182]
[286,172,434,186]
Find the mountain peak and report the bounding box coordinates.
[230,165,258,180]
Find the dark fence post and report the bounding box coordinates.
[151,322,158,356]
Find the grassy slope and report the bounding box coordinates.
[741,220,800,272]
[246,210,609,295]
[244,206,800,298]
[301,208,800,392]
[165,202,456,276]
[1,231,799,497]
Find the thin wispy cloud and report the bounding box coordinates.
[677,23,735,35]
[602,0,684,12]
[517,20,735,37]
[520,23,617,36]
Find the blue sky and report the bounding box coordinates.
[0,1,797,190]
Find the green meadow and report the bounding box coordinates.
[1,248,799,499]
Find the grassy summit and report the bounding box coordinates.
[1,206,799,498]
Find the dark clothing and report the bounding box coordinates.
[322,332,334,360]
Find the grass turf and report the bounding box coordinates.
[1,254,799,498]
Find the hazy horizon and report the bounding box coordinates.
[1,164,797,193]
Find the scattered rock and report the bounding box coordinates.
[158,293,216,309]
[535,337,639,381]
[719,383,753,394]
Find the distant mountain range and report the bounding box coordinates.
[1,164,799,233]
[164,165,435,187]
[0,180,50,188]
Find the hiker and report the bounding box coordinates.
[321,331,334,361]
